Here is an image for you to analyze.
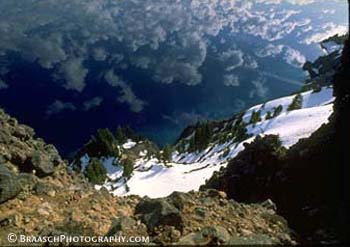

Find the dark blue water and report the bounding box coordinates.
[0,49,302,158]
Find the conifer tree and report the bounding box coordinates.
[265,111,273,120]
[115,126,126,143]
[85,158,107,185]
[250,110,262,125]
[288,94,303,111]
[162,144,173,163]
[273,105,283,117]
[122,158,134,179]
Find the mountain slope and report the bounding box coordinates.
[74,86,334,198]
[0,107,295,246]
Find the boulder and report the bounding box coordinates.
[18,173,38,191]
[107,216,137,236]
[178,226,231,245]
[26,151,55,177]
[0,166,21,203]
[135,198,184,230]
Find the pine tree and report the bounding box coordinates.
[234,122,250,143]
[188,136,196,153]
[85,158,107,185]
[288,94,303,111]
[85,128,119,158]
[273,105,283,117]
[162,144,173,163]
[250,110,262,125]
[122,158,134,179]
[265,111,273,120]
[115,126,126,143]
[97,128,119,156]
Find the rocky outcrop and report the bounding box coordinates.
[0,109,62,177]
[0,166,21,203]
[135,198,184,231]
[202,135,286,203]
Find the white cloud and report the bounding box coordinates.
[46,100,76,115]
[83,97,104,111]
[57,58,88,92]
[244,55,259,69]
[250,77,269,99]
[220,49,245,71]
[256,44,284,58]
[256,44,306,67]
[283,47,306,67]
[303,23,348,45]
[104,70,146,112]
[223,74,240,87]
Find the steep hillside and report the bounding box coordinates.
[0,108,295,245]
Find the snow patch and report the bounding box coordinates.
[122,140,137,149]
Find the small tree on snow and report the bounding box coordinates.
[288,94,303,111]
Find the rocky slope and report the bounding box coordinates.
[0,109,295,245]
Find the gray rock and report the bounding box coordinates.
[27,151,55,177]
[107,216,137,236]
[167,191,190,211]
[0,166,21,203]
[178,226,231,245]
[0,215,17,227]
[194,207,206,218]
[135,198,184,230]
[228,234,275,245]
[34,181,53,195]
[18,173,38,191]
[12,125,34,141]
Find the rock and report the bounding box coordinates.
[261,199,277,211]
[0,165,21,203]
[170,228,182,240]
[228,234,276,245]
[107,216,137,236]
[167,191,190,210]
[178,226,231,245]
[17,173,38,191]
[12,125,34,141]
[34,182,52,196]
[0,215,17,227]
[194,207,206,218]
[206,189,227,199]
[100,186,111,198]
[135,198,184,230]
[26,151,55,177]
[37,202,53,217]
[0,109,62,178]
[47,190,56,197]
[240,228,253,236]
